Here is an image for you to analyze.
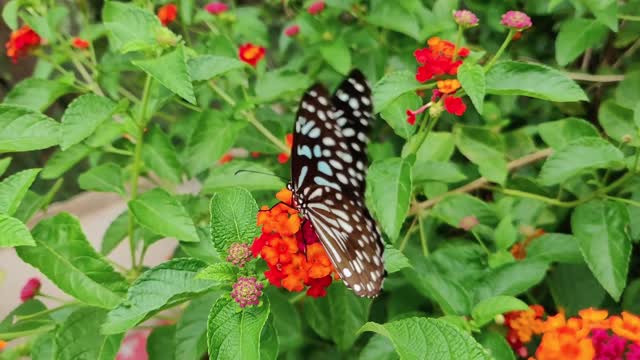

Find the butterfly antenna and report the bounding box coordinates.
[234,169,289,182]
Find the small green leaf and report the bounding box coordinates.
[60,94,118,150]
[202,161,284,194]
[367,2,421,41]
[485,61,588,102]
[454,126,507,184]
[384,244,411,273]
[548,263,607,316]
[615,71,640,110]
[129,188,200,243]
[78,163,125,195]
[494,216,517,250]
[175,292,222,360]
[478,331,516,360]
[380,92,419,140]
[2,0,19,30]
[527,233,583,264]
[0,168,40,215]
[432,194,498,228]
[359,317,490,360]
[103,258,217,334]
[103,1,162,53]
[412,161,466,183]
[255,70,313,103]
[599,100,638,145]
[209,187,260,254]
[55,307,124,360]
[471,296,528,327]
[539,138,625,185]
[16,213,127,309]
[320,39,351,75]
[0,300,53,341]
[474,260,549,301]
[101,211,129,255]
[367,157,412,241]
[142,125,183,183]
[0,105,60,153]
[188,55,246,81]
[555,19,609,66]
[571,200,631,301]
[41,144,92,179]
[583,0,618,31]
[196,263,238,282]
[3,78,74,112]
[0,214,35,247]
[147,325,176,360]
[372,71,422,113]
[457,62,485,113]
[538,117,600,150]
[265,288,303,352]
[133,46,196,104]
[0,157,11,177]
[207,296,270,360]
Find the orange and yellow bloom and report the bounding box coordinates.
[238,43,266,67]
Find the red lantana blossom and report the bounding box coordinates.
[284,24,300,37]
[443,96,466,116]
[308,1,325,15]
[157,4,178,26]
[71,37,90,49]
[277,133,294,163]
[238,43,266,67]
[5,25,40,63]
[413,37,469,83]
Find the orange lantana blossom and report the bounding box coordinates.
[251,189,336,297]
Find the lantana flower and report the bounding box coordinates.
[71,37,90,49]
[453,9,479,28]
[277,134,293,163]
[284,24,300,37]
[500,10,532,30]
[308,1,325,15]
[238,43,266,67]
[204,2,228,15]
[231,276,264,308]
[536,326,595,360]
[226,243,252,268]
[5,25,40,63]
[20,277,41,302]
[157,4,178,26]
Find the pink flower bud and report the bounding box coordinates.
[20,278,41,302]
[231,277,264,308]
[308,1,325,15]
[500,10,532,30]
[204,2,228,15]
[284,24,300,37]
[453,9,479,28]
[226,243,252,268]
[459,215,479,231]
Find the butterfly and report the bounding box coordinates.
[287,69,385,298]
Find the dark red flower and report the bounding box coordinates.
[444,96,467,116]
[296,221,319,252]
[71,37,90,49]
[157,4,178,26]
[20,278,41,302]
[5,25,40,63]
[284,24,300,37]
[204,2,228,15]
[238,43,266,67]
[406,110,417,125]
[306,275,332,298]
[308,1,325,15]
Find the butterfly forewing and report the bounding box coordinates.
[290,69,384,297]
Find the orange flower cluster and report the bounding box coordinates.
[504,306,640,359]
[5,25,40,63]
[251,189,336,297]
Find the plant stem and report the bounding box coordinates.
[245,111,290,154]
[15,302,78,321]
[209,81,237,106]
[398,216,418,252]
[37,293,68,303]
[418,213,429,256]
[471,230,490,255]
[288,291,307,304]
[618,14,640,21]
[565,73,625,82]
[484,29,515,72]
[605,196,640,207]
[452,25,463,62]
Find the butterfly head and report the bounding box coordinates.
[286,181,306,217]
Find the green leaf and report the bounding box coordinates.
[0,300,53,341]
[60,94,118,150]
[207,296,270,360]
[380,92,419,140]
[320,39,351,75]
[494,216,517,250]
[412,161,466,183]
[454,126,507,184]
[32,332,57,360]
[185,110,246,176]
[188,55,246,81]
[55,307,123,360]
[538,138,625,185]
[210,187,260,254]
[0,157,11,177]
[538,117,600,150]
[103,1,162,53]
[457,62,485,113]
[571,200,631,301]
[78,163,125,195]
[474,260,549,301]
[359,317,489,360]
[202,161,284,194]
[255,70,313,103]
[147,325,176,360]
[0,214,35,247]
[129,188,200,243]
[41,144,92,179]
[485,61,588,102]
[623,279,640,314]
[432,194,498,228]
[0,105,60,153]
[133,46,196,104]
[265,288,303,352]
[142,125,183,183]
[175,292,223,360]
[599,100,638,145]
[372,71,422,113]
[583,0,618,31]
[16,213,127,309]
[409,131,456,162]
[548,263,607,315]
[260,316,279,360]
[196,263,238,282]
[101,211,129,255]
[0,168,40,215]
[478,331,516,360]
[2,0,19,30]
[3,78,74,112]
[555,19,609,66]
[367,157,412,241]
[103,258,217,334]
[471,296,528,327]
[304,283,371,351]
[384,244,411,273]
[527,233,583,264]
[615,71,640,110]
[367,1,421,41]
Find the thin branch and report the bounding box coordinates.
[565,73,625,82]
[410,148,553,215]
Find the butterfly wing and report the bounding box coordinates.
[290,70,384,297]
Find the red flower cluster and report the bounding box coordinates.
[238,43,265,67]
[71,37,90,49]
[157,4,178,26]
[5,25,40,63]
[414,37,469,83]
[251,189,336,297]
[277,133,293,164]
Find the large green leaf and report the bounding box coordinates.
[147,325,176,360]
[188,55,246,81]
[380,92,419,140]
[548,263,607,316]
[485,61,588,102]
[457,62,485,113]
[538,138,625,185]
[359,317,489,360]
[0,300,53,341]
[372,71,422,113]
[254,70,313,103]
[367,1,421,41]
[101,210,129,255]
[55,307,123,360]
[16,213,127,309]
[202,161,284,193]
[432,194,498,228]
[2,0,19,30]
[471,296,528,327]
[133,46,196,104]
[367,157,412,241]
[41,144,93,179]
[103,258,217,334]
[583,0,618,31]
[3,78,74,112]
[265,288,303,353]
[175,292,223,360]
[412,161,466,184]
[0,168,40,215]
[473,260,549,302]
[526,233,583,264]
[615,71,640,110]
[0,157,11,177]
[538,117,600,150]
[102,1,162,53]
[209,187,260,254]
[78,163,125,195]
[0,105,60,152]
[454,126,507,184]
[60,94,118,150]
[384,244,411,273]
[320,39,351,75]
[142,125,183,183]
[571,200,631,301]
[304,283,371,351]
[129,188,199,243]
[478,331,516,360]
[0,214,35,247]
[599,100,638,145]
[555,19,609,66]
[207,296,270,360]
